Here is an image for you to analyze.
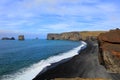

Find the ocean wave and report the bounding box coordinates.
[1,41,87,80]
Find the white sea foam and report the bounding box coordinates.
[1,41,87,80]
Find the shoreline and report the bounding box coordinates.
[0,40,83,80]
[33,40,120,80]
[33,41,86,79]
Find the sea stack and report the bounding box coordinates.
[18,35,25,40]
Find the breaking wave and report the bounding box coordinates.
[1,41,87,80]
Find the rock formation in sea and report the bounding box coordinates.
[47,33,60,40]
[98,29,120,73]
[47,31,106,41]
[1,37,15,40]
[18,35,25,40]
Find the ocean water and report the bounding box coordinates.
[0,39,86,80]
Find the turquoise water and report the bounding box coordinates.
[0,40,81,79]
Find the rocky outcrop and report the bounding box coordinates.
[47,34,60,40]
[47,32,81,41]
[98,29,120,73]
[1,37,15,40]
[47,31,105,41]
[60,32,81,41]
[18,35,25,40]
[80,31,106,40]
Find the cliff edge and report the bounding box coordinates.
[98,29,120,73]
[47,31,105,41]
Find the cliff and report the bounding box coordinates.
[60,32,81,41]
[47,31,106,41]
[47,34,60,40]
[98,29,120,73]
[80,31,106,40]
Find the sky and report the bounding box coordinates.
[0,0,120,39]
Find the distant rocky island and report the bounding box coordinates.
[1,35,25,40]
[18,35,25,40]
[1,37,15,40]
[33,29,120,80]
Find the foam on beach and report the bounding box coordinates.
[1,41,87,80]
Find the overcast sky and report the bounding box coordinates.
[0,0,120,39]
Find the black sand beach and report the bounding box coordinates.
[33,40,120,80]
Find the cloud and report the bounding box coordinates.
[45,23,69,30]
[0,0,120,38]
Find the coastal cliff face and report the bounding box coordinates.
[47,31,105,41]
[47,34,60,40]
[60,32,81,41]
[47,32,81,41]
[98,29,120,73]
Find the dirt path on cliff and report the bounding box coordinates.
[33,40,120,80]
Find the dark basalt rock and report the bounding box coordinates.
[1,37,15,40]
